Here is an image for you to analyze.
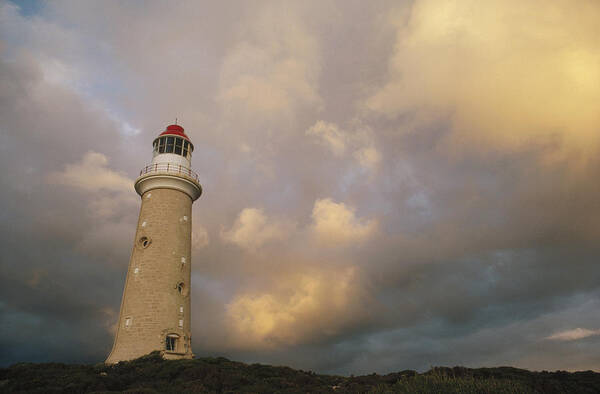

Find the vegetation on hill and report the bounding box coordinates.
[1,352,598,393]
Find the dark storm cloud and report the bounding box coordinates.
[1,0,600,374]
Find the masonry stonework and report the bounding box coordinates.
[106,124,201,363]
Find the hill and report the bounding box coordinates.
[1,352,599,393]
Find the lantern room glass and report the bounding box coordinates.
[153,136,193,159]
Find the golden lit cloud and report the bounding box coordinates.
[221,208,295,251]
[225,267,365,348]
[367,0,600,154]
[311,198,377,245]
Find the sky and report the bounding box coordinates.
[1,0,600,374]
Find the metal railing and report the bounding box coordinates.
[139,163,199,181]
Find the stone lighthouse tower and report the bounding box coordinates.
[106,124,202,363]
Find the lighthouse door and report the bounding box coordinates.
[165,334,179,352]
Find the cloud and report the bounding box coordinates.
[48,151,132,193]
[3,0,600,375]
[225,266,368,349]
[192,225,210,250]
[367,0,600,155]
[221,208,295,251]
[45,152,138,260]
[353,146,381,171]
[311,198,377,245]
[47,151,137,222]
[217,3,321,120]
[100,307,118,336]
[306,120,381,170]
[306,120,347,156]
[0,47,137,366]
[546,328,600,342]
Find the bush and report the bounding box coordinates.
[1,352,599,393]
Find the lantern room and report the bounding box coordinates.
[151,124,194,167]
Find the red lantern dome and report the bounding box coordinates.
[159,124,191,142]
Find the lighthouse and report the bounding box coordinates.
[106,124,202,363]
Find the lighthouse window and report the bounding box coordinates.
[177,282,184,294]
[139,236,151,248]
[158,137,166,153]
[166,137,175,153]
[153,140,158,154]
[174,138,183,155]
[183,141,189,158]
